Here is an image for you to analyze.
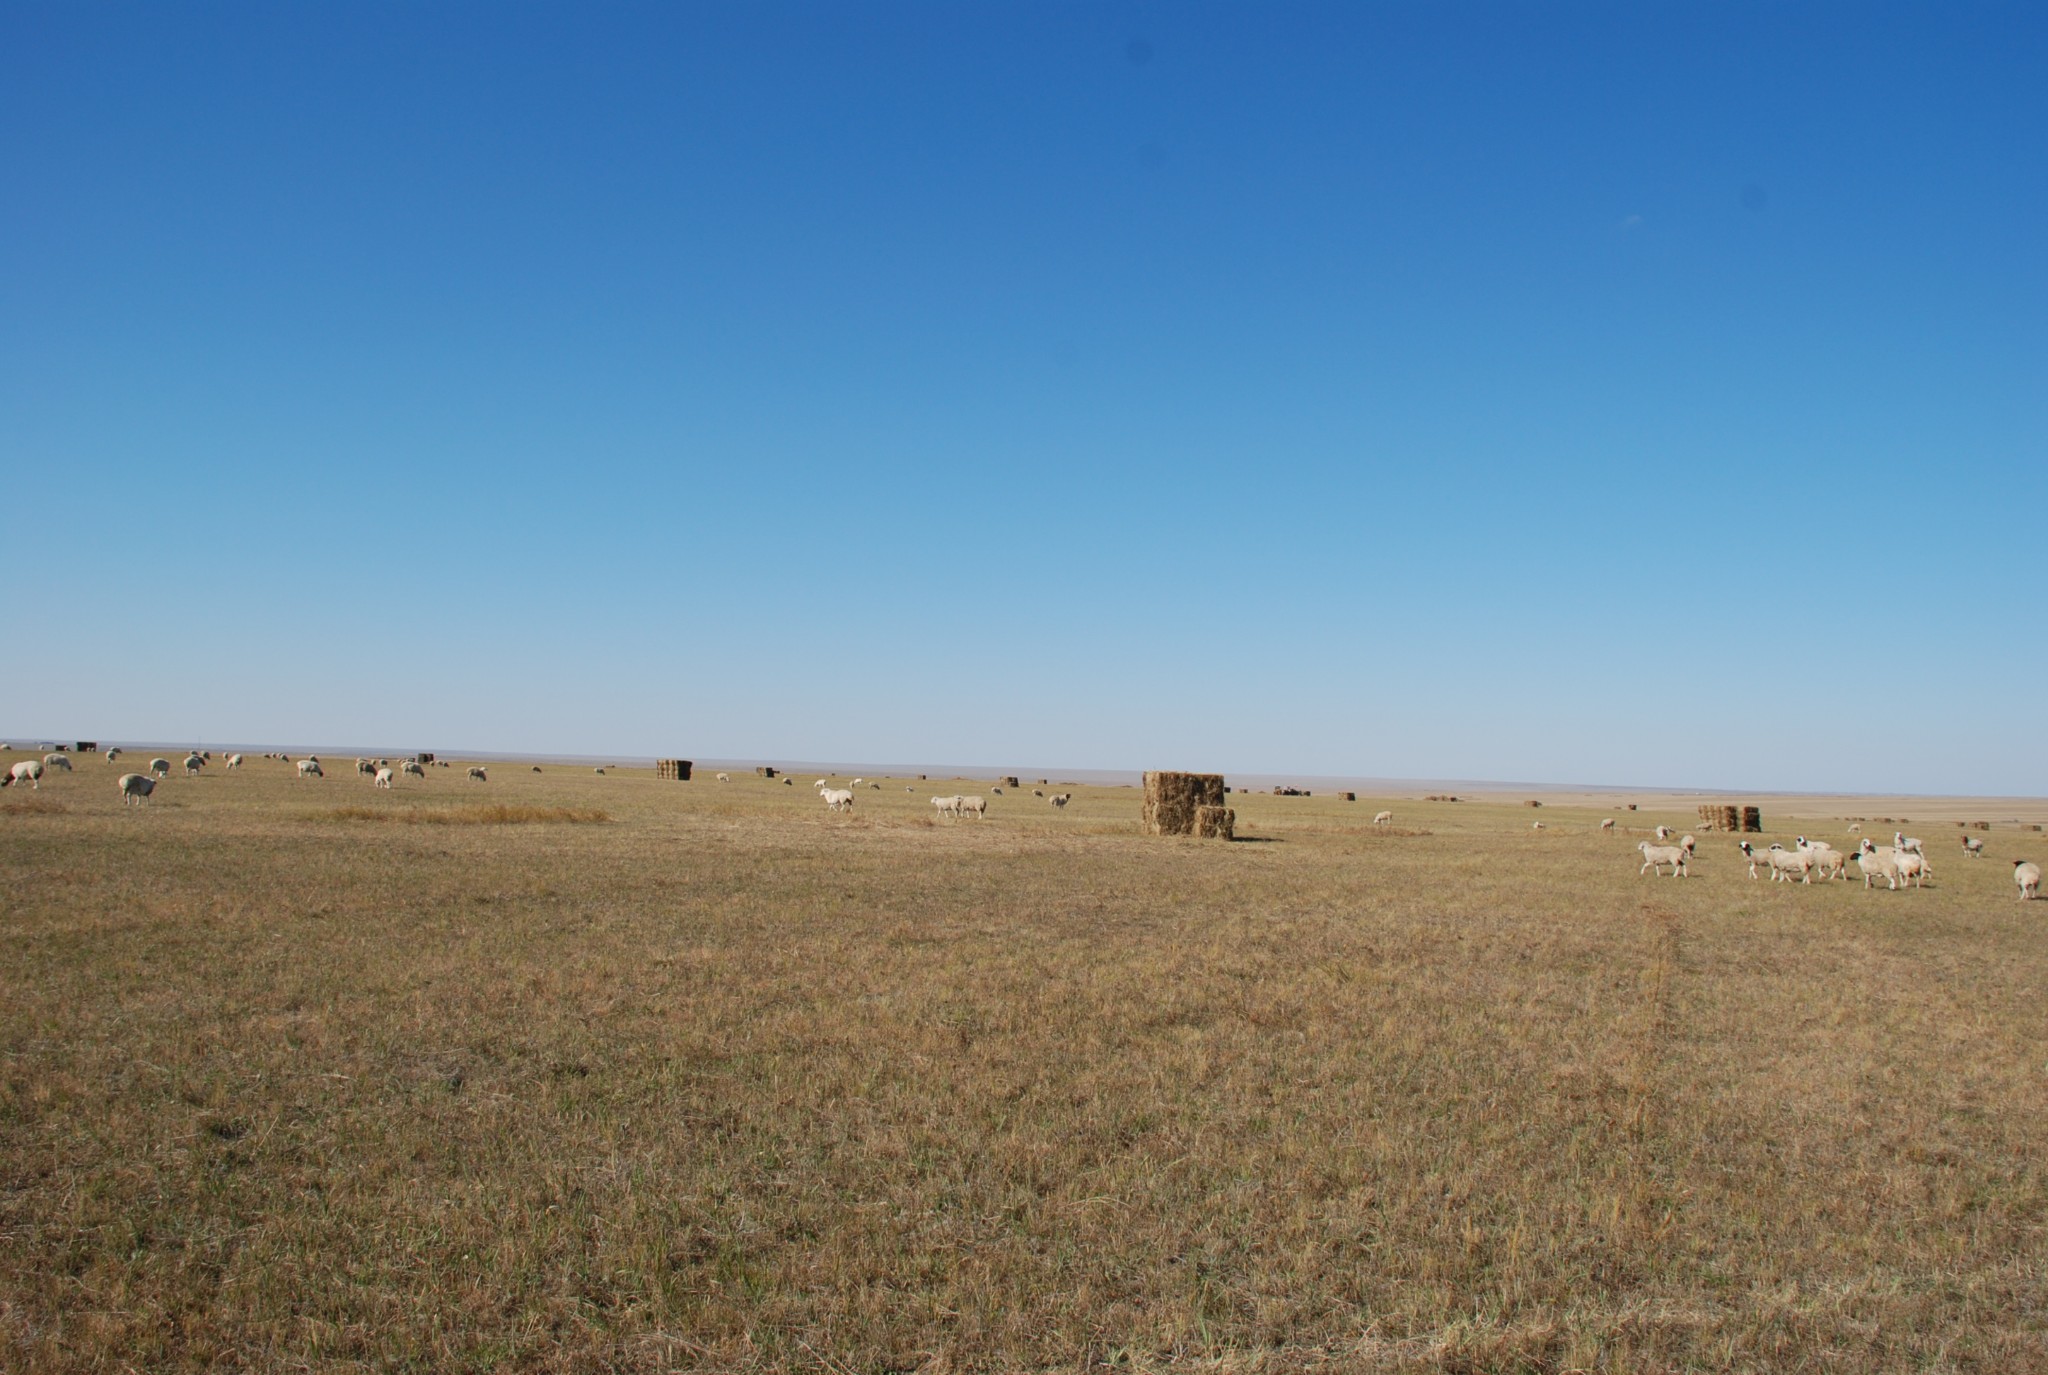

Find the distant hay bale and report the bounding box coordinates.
[1143,771,1226,837]
[1340,792,1356,802]
[1525,800,1543,808]
[1973,821,1991,831]
[655,759,692,781]
[1000,776,1019,789]
[1192,805,1235,840]
[1627,804,1638,811]
[1698,804,1739,832]
[1741,806,1763,833]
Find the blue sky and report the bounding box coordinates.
[4,3,2043,793]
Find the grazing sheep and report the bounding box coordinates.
[1600,818,1615,833]
[1855,840,1902,891]
[1532,821,1546,830]
[821,788,855,813]
[297,758,324,778]
[991,786,1004,795]
[402,760,426,779]
[1050,793,1072,809]
[5,760,44,789]
[467,766,487,782]
[104,748,122,762]
[1894,832,1924,856]
[2016,860,2040,900]
[932,795,962,818]
[814,779,828,789]
[1655,825,1674,841]
[117,772,155,805]
[184,754,204,775]
[1795,836,1849,880]
[149,757,172,777]
[1033,789,1044,797]
[1894,849,1929,889]
[849,778,864,787]
[1961,834,1985,858]
[958,795,988,819]
[1679,834,1697,854]
[356,759,376,776]
[225,753,243,769]
[43,753,72,772]
[717,772,731,782]
[593,767,605,775]
[1847,823,1862,834]
[374,767,395,789]
[1373,810,1394,827]
[1639,841,1688,877]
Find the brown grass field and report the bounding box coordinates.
[3,751,2046,1372]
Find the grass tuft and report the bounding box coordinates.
[319,803,611,825]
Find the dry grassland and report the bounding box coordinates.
[2,754,2045,1372]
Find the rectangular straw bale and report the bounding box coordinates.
[1191,805,1235,840]
[1143,771,1225,836]
[1741,806,1763,833]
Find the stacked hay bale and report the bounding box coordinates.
[1192,805,1235,839]
[1697,804,1740,831]
[1000,776,1020,789]
[655,759,692,780]
[754,766,778,779]
[1741,806,1763,833]
[1143,771,1228,838]
[1339,791,1356,802]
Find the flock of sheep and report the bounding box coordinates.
[1627,822,2040,900]
[7,747,2042,899]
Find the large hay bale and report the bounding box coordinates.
[1741,806,1763,833]
[1192,805,1235,840]
[655,759,692,780]
[1000,776,1020,789]
[1340,792,1356,802]
[1143,771,1225,836]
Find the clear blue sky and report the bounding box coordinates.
[5,3,2042,793]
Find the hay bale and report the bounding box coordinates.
[1143,771,1226,836]
[1741,806,1763,834]
[1525,800,1543,808]
[1340,792,1356,802]
[1627,803,1637,811]
[1000,776,1019,789]
[1192,805,1235,840]
[655,759,692,780]
[1973,821,1991,831]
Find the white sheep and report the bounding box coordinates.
[374,767,395,789]
[2015,860,2040,900]
[149,757,172,777]
[5,760,44,789]
[716,772,731,782]
[1855,839,1902,891]
[357,759,376,776]
[117,772,155,805]
[593,767,605,775]
[1654,825,1674,841]
[297,758,324,778]
[849,778,864,787]
[1599,818,1615,833]
[1960,834,1984,858]
[1795,836,1848,880]
[932,795,962,818]
[43,753,72,772]
[821,788,855,813]
[225,753,243,769]
[1679,834,1696,854]
[1894,831,1923,856]
[1894,849,1929,889]
[958,795,987,819]
[1847,823,1862,834]
[1532,821,1546,831]
[1765,844,1814,884]
[184,754,204,775]
[104,748,122,762]
[1373,810,1394,827]
[467,766,487,782]
[1050,793,1072,809]
[1638,841,1688,877]
[402,760,426,779]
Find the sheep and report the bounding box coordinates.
[1765,844,1814,884]
[1894,831,1924,856]
[1855,839,1902,891]
[149,757,172,777]
[1050,793,1072,809]
[1847,823,1862,834]
[849,778,864,787]
[1796,837,1848,880]
[43,753,72,772]
[104,748,122,762]
[467,766,488,782]
[118,772,156,805]
[1961,834,1985,858]
[1373,810,1394,827]
[225,753,243,769]
[5,760,44,789]
[184,754,204,775]
[1894,849,1929,889]
[402,761,426,779]
[356,759,376,776]
[374,766,395,789]
[1655,825,1674,841]
[991,786,1004,795]
[1738,841,1766,879]
[958,795,988,820]
[593,767,605,775]
[1600,818,1615,833]
[297,758,324,778]
[1033,789,1044,797]
[716,772,731,782]
[814,779,828,789]
[1679,834,1696,854]
[821,788,855,813]
[1639,840,1688,877]
[932,795,962,818]
[2015,860,2041,900]
[1532,821,1546,830]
